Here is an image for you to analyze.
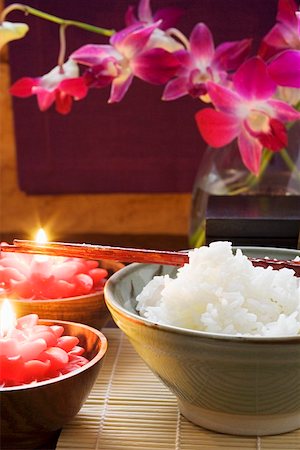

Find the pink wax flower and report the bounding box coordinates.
[0,245,108,300]
[0,309,88,387]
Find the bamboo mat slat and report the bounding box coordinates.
[56,329,300,450]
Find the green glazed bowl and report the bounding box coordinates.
[104,246,300,436]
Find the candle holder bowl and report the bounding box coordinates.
[7,259,124,330]
[0,320,107,450]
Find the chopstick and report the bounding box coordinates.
[0,240,299,275]
[1,240,189,266]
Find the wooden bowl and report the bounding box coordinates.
[8,259,124,329]
[0,320,107,450]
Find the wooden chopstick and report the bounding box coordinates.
[0,240,299,275]
[1,240,189,266]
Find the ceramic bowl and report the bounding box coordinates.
[0,320,107,450]
[104,246,300,436]
[8,259,124,330]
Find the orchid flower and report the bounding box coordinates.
[259,0,300,60]
[268,49,300,88]
[162,23,252,101]
[195,57,300,174]
[125,0,183,31]
[266,48,300,104]
[124,0,184,54]
[71,22,180,103]
[0,21,29,50]
[10,59,88,114]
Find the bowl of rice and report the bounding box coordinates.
[104,242,300,436]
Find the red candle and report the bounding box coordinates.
[0,229,108,299]
[0,300,88,387]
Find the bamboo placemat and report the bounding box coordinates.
[56,329,300,450]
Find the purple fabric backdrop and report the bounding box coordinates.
[6,0,278,194]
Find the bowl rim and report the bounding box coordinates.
[0,319,108,392]
[105,245,300,344]
[2,290,105,304]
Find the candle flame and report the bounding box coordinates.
[35,229,49,262]
[0,299,17,337]
[35,228,48,244]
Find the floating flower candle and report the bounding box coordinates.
[0,229,108,299]
[0,299,89,387]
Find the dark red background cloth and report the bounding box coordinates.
[6,0,278,194]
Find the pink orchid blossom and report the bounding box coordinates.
[195,57,300,174]
[259,0,300,60]
[124,0,184,55]
[268,49,300,87]
[71,22,180,103]
[9,59,88,114]
[162,23,252,101]
[125,0,183,31]
[0,21,29,50]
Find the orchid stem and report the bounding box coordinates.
[229,149,274,195]
[280,148,300,182]
[0,3,115,36]
[58,25,67,70]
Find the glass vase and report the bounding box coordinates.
[189,122,300,248]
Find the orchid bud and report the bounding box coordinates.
[0,21,29,50]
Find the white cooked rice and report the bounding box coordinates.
[136,241,300,337]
